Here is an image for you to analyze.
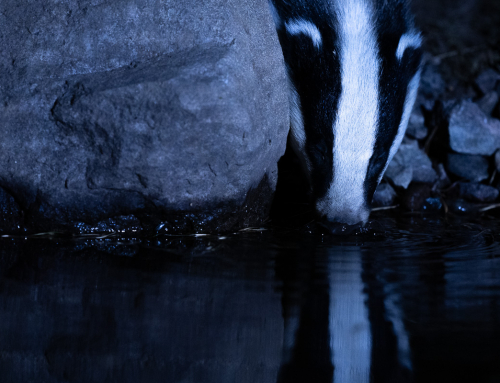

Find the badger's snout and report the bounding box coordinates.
[269,0,423,225]
[316,195,370,226]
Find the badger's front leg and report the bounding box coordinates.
[269,0,422,225]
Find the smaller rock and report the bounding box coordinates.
[385,138,437,189]
[476,91,499,116]
[457,182,499,202]
[422,197,443,212]
[446,153,490,182]
[474,68,500,95]
[405,107,428,140]
[448,100,500,156]
[372,183,396,207]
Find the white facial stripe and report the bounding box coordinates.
[396,32,422,60]
[378,69,422,184]
[317,0,380,224]
[285,19,322,49]
[329,248,372,383]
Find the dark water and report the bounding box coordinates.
[1,213,500,383]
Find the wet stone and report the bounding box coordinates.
[476,91,499,116]
[446,153,490,182]
[372,183,396,207]
[405,107,428,140]
[448,100,500,156]
[422,197,443,212]
[457,182,499,203]
[474,68,500,95]
[385,139,437,189]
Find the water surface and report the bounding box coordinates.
[1,213,500,383]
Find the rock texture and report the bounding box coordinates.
[474,68,500,95]
[385,139,437,189]
[448,100,500,156]
[0,0,289,233]
[405,107,428,140]
[476,92,499,116]
[416,59,446,110]
[446,153,490,183]
[456,182,499,203]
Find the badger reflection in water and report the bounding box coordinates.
[276,246,412,383]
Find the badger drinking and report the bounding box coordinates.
[268,0,422,225]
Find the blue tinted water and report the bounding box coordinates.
[1,213,500,383]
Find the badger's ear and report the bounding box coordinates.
[396,31,423,75]
[284,19,323,50]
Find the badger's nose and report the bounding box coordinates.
[316,195,371,228]
[317,217,363,235]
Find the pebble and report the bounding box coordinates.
[385,139,437,189]
[476,91,499,116]
[446,153,490,182]
[417,60,446,110]
[474,68,500,95]
[422,197,443,212]
[448,100,500,156]
[456,182,499,202]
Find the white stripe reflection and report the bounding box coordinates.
[329,248,371,383]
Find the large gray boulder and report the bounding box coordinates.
[0,0,289,233]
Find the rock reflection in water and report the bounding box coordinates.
[1,216,500,382]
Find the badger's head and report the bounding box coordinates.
[269,0,422,225]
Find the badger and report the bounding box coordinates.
[268,0,422,226]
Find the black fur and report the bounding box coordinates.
[270,0,421,221]
[364,0,422,204]
[270,1,341,200]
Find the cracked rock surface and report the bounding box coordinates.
[0,0,288,233]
